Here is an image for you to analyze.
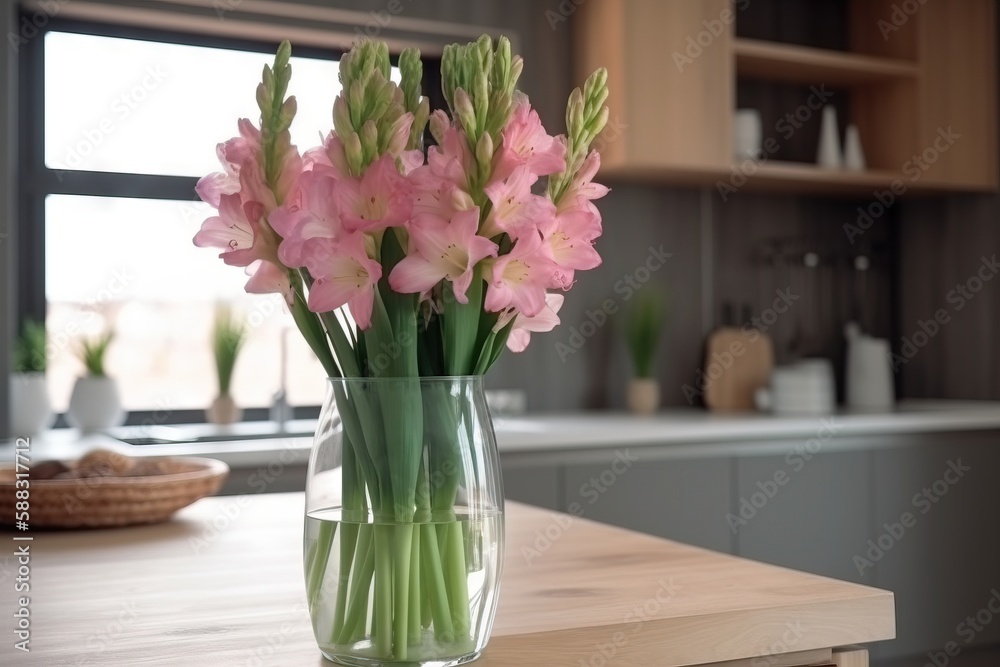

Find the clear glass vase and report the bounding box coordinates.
[303,376,505,667]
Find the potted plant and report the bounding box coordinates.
[207,307,245,425]
[193,38,609,664]
[10,319,53,437]
[67,330,125,432]
[625,292,665,415]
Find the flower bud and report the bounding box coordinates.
[475,131,494,183]
[333,96,353,137]
[454,88,477,136]
[450,188,476,212]
[359,120,379,164]
[429,109,450,145]
[345,132,364,175]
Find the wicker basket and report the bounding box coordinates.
[0,456,229,529]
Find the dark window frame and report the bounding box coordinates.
[18,16,442,426]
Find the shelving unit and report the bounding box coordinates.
[733,38,919,87]
[574,0,998,195]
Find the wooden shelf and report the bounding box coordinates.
[598,161,989,196]
[733,38,920,86]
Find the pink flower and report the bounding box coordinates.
[303,132,350,180]
[302,232,382,329]
[539,204,603,288]
[557,149,609,213]
[484,231,557,318]
[270,171,343,268]
[400,149,425,175]
[503,293,564,352]
[482,166,556,240]
[410,167,476,227]
[196,119,302,214]
[335,154,412,233]
[196,119,260,208]
[428,126,476,190]
[193,193,290,302]
[493,98,566,183]
[243,260,292,298]
[389,208,498,303]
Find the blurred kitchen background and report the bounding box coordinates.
[2,1,999,666]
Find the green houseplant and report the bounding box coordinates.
[10,319,53,437]
[625,292,665,414]
[208,307,246,425]
[67,330,124,432]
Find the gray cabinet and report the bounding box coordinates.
[501,461,561,511]
[562,454,733,553]
[734,449,873,585]
[871,433,1000,660]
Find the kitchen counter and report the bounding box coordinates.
[3,493,893,666]
[6,399,1000,469]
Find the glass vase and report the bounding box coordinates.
[303,376,505,667]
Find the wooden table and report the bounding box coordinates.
[2,493,893,666]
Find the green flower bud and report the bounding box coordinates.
[454,87,477,137]
[345,132,363,175]
[359,120,378,165]
[333,96,352,137]
[476,131,494,184]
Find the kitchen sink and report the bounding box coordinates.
[108,420,317,446]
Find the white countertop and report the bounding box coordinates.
[6,400,1000,467]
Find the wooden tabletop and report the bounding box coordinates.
[2,493,894,666]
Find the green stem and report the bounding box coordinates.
[373,524,394,657]
[392,524,414,658]
[339,525,374,644]
[421,522,454,642]
[443,519,471,638]
[330,523,358,642]
[306,521,336,613]
[289,272,339,378]
[409,527,422,643]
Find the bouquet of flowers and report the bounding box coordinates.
[194,35,608,663]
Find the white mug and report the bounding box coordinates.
[733,109,763,160]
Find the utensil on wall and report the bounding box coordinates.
[703,325,775,412]
[733,108,763,160]
[844,322,895,411]
[844,123,866,171]
[817,105,843,169]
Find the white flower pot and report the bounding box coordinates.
[67,376,125,432]
[627,378,660,415]
[207,394,242,425]
[9,373,54,437]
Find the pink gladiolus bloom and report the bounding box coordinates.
[484,230,556,318]
[270,171,343,269]
[193,193,290,301]
[504,293,564,352]
[540,205,603,288]
[303,132,350,180]
[335,154,413,233]
[482,166,556,240]
[196,118,301,214]
[493,99,566,183]
[400,149,425,175]
[410,167,476,228]
[389,207,498,304]
[428,126,477,190]
[302,232,382,330]
[557,149,610,213]
[195,119,258,208]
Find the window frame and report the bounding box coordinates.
[18,16,442,426]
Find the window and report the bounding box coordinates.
[20,22,414,421]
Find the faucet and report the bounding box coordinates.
[270,328,293,432]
